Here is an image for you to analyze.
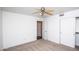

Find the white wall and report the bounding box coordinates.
[47,15,60,43]
[0,8,3,50]
[43,18,48,40]
[2,11,37,49]
[37,18,44,21]
[45,9,79,48]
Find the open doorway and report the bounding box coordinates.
[37,21,42,40]
[75,17,79,48]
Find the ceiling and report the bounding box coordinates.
[2,7,79,17]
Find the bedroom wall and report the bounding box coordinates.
[45,9,79,48]
[42,18,48,40]
[0,8,3,50]
[2,11,37,49]
[47,15,60,43]
[60,9,79,48]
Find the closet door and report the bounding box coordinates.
[60,17,75,48]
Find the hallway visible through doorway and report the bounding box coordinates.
[37,21,42,40]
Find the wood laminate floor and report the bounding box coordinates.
[4,39,79,51]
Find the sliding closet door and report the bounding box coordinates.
[60,17,75,48]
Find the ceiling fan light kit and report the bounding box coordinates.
[33,7,53,16]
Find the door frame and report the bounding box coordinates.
[37,21,42,39]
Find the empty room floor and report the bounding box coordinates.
[4,39,79,51]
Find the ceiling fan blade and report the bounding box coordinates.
[45,12,53,15]
[45,10,53,12]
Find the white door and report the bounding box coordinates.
[60,17,75,48]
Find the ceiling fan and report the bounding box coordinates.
[33,7,53,16]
